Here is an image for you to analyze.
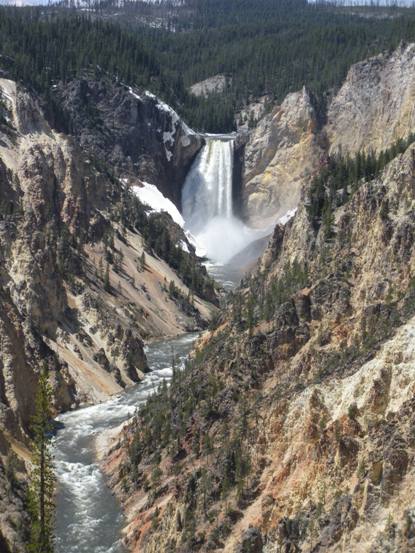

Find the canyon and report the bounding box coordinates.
[1,38,415,553]
[0,75,216,551]
[105,43,415,553]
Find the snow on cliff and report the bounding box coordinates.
[144,91,195,160]
[132,182,204,255]
[132,182,184,227]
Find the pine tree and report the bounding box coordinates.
[246,294,255,335]
[104,262,111,292]
[141,251,146,271]
[28,369,55,553]
[169,280,176,299]
[98,257,103,280]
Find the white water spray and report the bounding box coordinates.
[182,137,234,231]
[182,136,268,264]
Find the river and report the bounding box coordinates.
[54,133,256,552]
[54,332,199,553]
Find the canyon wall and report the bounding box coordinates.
[241,42,415,228]
[54,78,204,207]
[0,78,216,551]
[242,87,323,227]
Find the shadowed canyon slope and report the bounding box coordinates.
[53,79,203,207]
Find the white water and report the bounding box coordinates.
[54,333,199,553]
[182,136,267,265]
[182,137,234,232]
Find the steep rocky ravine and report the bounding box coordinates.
[106,47,415,553]
[0,77,216,551]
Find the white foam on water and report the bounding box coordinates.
[195,214,267,264]
[54,332,199,553]
[182,136,272,264]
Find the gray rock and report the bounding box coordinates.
[235,527,263,553]
[54,78,203,207]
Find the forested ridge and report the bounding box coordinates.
[1,0,415,130]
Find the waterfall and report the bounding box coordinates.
[182,135,266,265]
[182,137,234,233]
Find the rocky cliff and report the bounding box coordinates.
[53,78,203,208]
[241,88,323,227]
[0,77,216,551]
[241,42,415,228]
[326,42,415,156]
[106,47,415,553]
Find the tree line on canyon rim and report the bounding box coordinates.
[2,0,415,131]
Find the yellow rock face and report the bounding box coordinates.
[243,43,415,228]
[243,87,323,228]
[327,43,415,156]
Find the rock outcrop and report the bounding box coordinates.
[327,42,415,156]
[241,43,415,228]
[190,74,230,98]
[54,79,203,207]
[242,87,323,227]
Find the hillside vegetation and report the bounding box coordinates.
[2,1,415,130]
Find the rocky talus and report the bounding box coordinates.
[190,75,230,98]
[0,78,216,551]
[241,42,415,228]
[108,116,415,552]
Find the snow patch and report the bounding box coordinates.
[132,181,184,227]
[0,79,16,106]
[132,181,202,255]
[278,208,297,225]
[179,240,190,253]
[128,86,142,101]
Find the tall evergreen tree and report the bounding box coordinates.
[104,262,111,292]
[28,369,55,553]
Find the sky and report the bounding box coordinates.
[1,1,414,11]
